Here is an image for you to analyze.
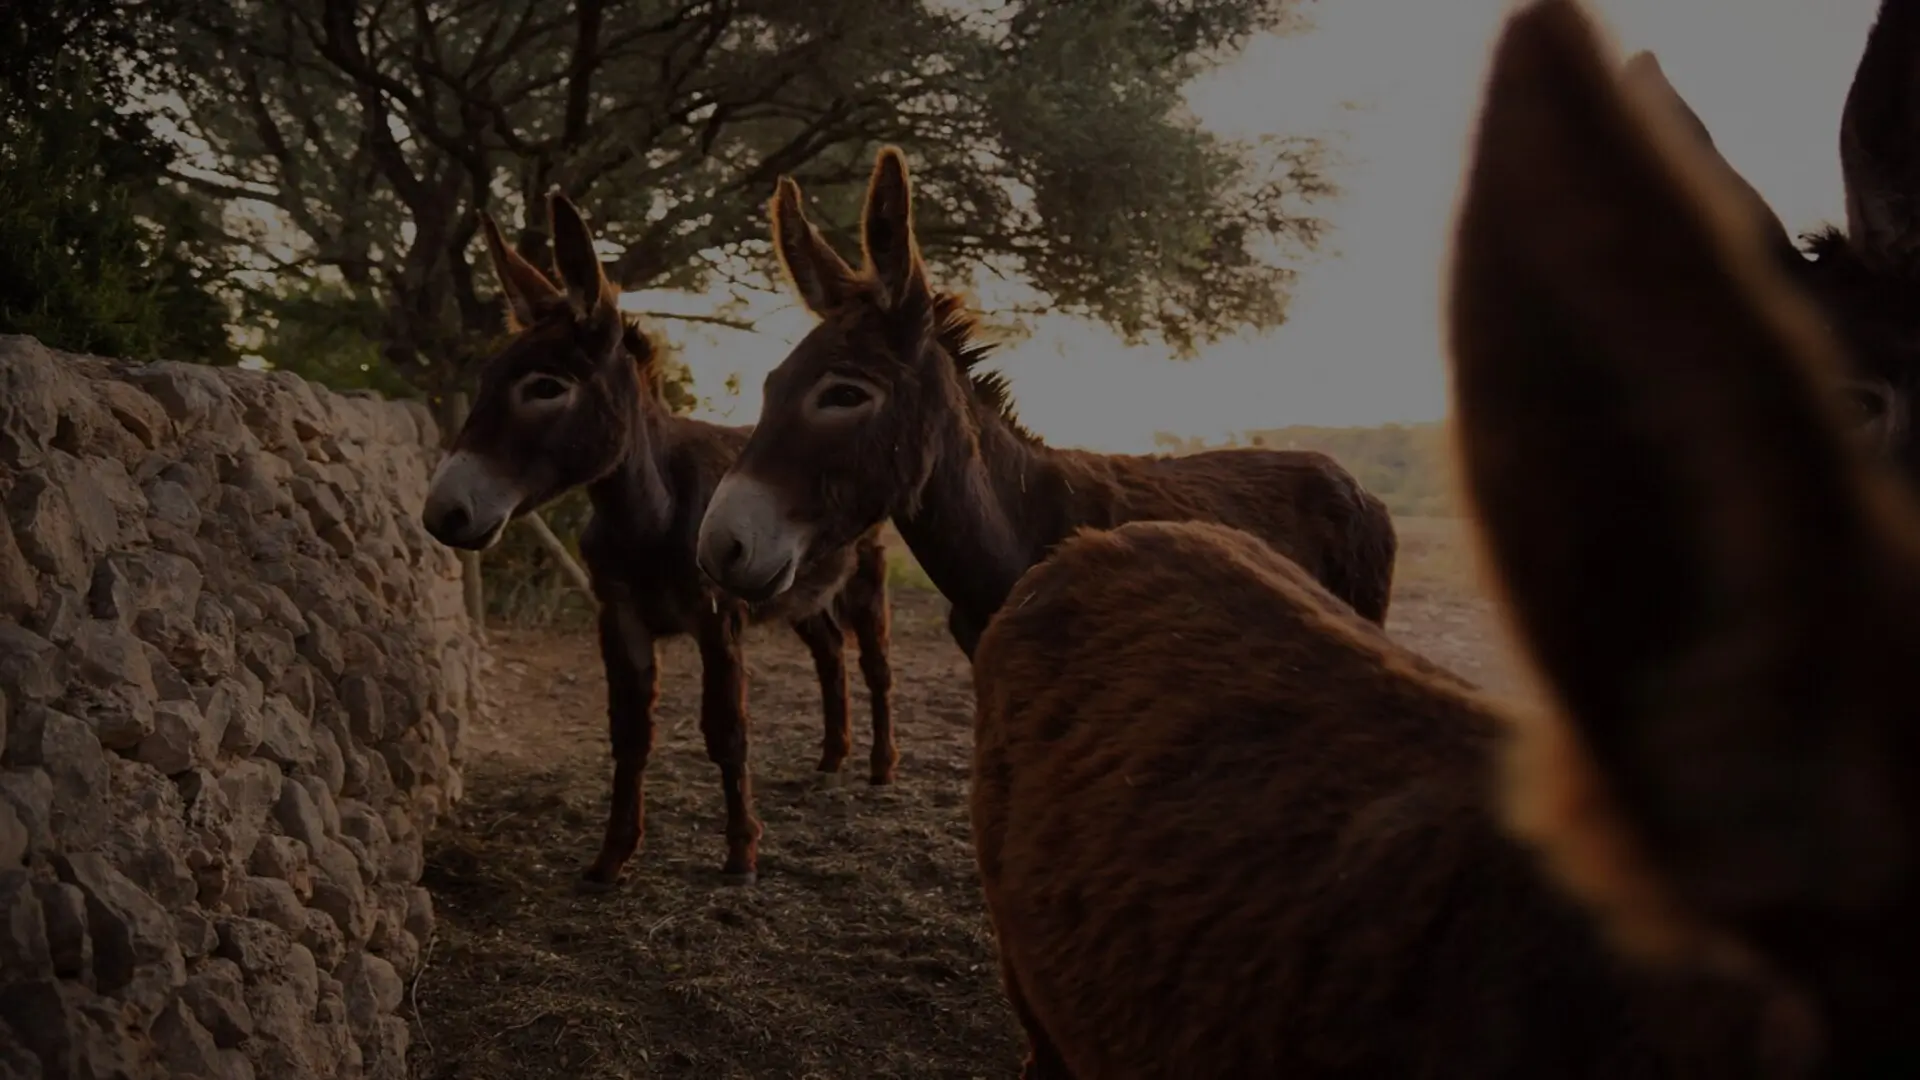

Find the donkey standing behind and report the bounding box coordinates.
[421,192,896,886]
[969,0,1920,1075]
[693,148,1397,657]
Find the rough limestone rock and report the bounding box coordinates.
[0,336,479,1078]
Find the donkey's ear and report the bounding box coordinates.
[1618,51,1797,265]
[770,176,861,316]
[1840,0,1920,272]
[547,191,619,323]
[480,211,561,330]
[861,147,930,312]
[1454,0,1920,974]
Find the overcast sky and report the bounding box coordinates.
[637,0,1882,453]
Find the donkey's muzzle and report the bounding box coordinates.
[699,473,806,601]
[422,449,520,550]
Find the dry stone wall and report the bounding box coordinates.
[0,336,482,1079]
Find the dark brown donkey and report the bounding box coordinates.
[693,149,1397,657]
[421,192,896,886]
[1618,17,1920,460]
[971,0,1920,1076]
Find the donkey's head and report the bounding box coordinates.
[697,149,967,601]
[1624,0,1920,469]
[1457,0,1920,1069]
[422,192,655,550]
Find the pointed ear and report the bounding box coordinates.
[769,176,860,316]
[547,191,619,323]
[1454,0,1920,980]
[1618,51,1797,265]
[1840,0,1920,272]
[861,146,930,311]
[480,211,562,330]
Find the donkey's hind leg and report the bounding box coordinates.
[791,612,852,780]
[1002,958,1076,1080]
[844,540,898,784]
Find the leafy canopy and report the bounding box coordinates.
[165,0,1329,392]
[0,0,235,362]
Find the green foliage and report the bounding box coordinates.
[1155,422,1460,518]
[978,1,1330,353]
[166,0,1330,388]
[0,61,234,362]
[886,544,938,593]
[247,281,416,396]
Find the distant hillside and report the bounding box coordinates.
[1152,422,1458,518]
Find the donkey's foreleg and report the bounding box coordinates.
[583,601,658,886]
[697,605,762,884]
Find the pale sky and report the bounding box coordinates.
[631,0,1882,454]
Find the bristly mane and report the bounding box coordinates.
[1802,226,1853,269]
[929,290,1039,445]
[618,314,668,394]
[1795,227,1911,351]
[1797,223,1889,297]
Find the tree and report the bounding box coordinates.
[163,0,1331,400]
[0,0,236,362]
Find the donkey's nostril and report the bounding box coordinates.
[723,537,746,571]
[440,505,471,538]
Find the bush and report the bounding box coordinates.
[0,62,234,363]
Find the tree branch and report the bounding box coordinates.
[520,512,594,597]
[561,0,607,149]
[634,310,756,332]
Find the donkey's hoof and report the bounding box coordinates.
[579,855,630,888]
[813,768,848,789]
[576,870,625,893]
[720,868,759,887]
[868,770,896,787]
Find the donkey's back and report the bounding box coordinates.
[973,520,1788,1079]
[1071,444,1399,624]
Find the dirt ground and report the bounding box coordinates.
[405,518,1524,1080]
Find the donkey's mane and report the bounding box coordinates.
[618,313,667,392]
[1803,226,1847,259]
[1793,226,1913,360]
[929,290,1039,445]
[514,293,665,394]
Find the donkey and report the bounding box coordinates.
[420,191,896,887]
[692,149,1397,658]
[1621,17,1920,456]
[968,0,1920,1076]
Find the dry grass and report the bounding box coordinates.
[1388,515,1479,593]
[408,517,1517,1078]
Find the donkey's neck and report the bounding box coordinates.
[894,392,1063,637]
[585,397,674,539]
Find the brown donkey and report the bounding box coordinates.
[970,1,1920,1076]
[1619,18,1920,458]
[421,192,896,886]
[693,149,1397,657]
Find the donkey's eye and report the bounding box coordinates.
[1839,385,1888,428]
[522,376,570,403]
[816,383,872,410]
